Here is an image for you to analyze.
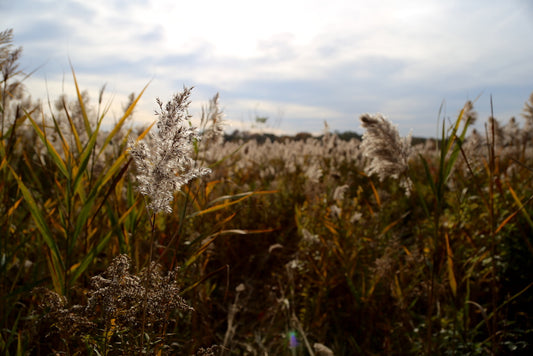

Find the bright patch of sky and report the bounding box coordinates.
[2,0,533,136]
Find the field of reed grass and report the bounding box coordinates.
[1,29,532,355]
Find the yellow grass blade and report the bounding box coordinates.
[369,179,381,207]
[6,197,23,219]
[496,209,520,234]
[185,228,275,267]
[393,274,404,305]
[445,232,457,297]
[378,212,409,238]
[98,82,150,158]
[62,99,82,153]
[323,219,339,235]
[205,179,221,198]
[364,276,380,301]
[504,182,533,230]
[70,64,92,136]
[136,121,155,141]
[182,185,201,211]
[189,190,277,217]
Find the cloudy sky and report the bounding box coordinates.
[2,0,533,136]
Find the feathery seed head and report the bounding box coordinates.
[129,87,211,213]
[360,113,413,194]
[462,100,478,125]
[200,92,225,145]
[333,184,349,201]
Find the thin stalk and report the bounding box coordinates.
[1,78,7,137]
[425,201,440,355]
[103,314,110,356]
[487,96,498,354]
[155,190,190,266]
[140,211,156,354]
[65,165,73,298]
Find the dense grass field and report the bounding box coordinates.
[1,29,532,355]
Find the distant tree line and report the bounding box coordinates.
[224,129,430,145]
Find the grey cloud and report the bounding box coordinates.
[15,20,73,46]
[6,0,97,27]
[223,55,410,109]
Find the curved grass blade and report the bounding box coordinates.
[181,264,228,294]
[69,202,138,285]
[98,82,150,159]
[8,164,65,292]
[71,118,100,196]
[189,190,277,217]
[68,230,112,285]
[70,63,92,136]
[185,228,274,267]
[71,158,131,252]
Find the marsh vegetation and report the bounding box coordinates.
[1,29,532,355]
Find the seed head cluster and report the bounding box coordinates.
[200,92,225,146]
[360,113,413,193]
[33,255,192,353]
[86,254,193,327]
[129,87,211,213]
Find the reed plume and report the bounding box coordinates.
[360,113,413,193]
[128,87,211,213]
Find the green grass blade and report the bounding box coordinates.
[436,119,448,201]
[69,192,97,254]
[61,98,83,154]
[105,200,139,254]
[8,164,65,289]
[442,108,466,184]
[69,203,136,285]
[419,155,437,198]
[71,158,131,254]
[77,158,130,241]
[444,107,464,156]
[69,230,113,285]
[71,118,100,195]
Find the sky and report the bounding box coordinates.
[2,0,533,137]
